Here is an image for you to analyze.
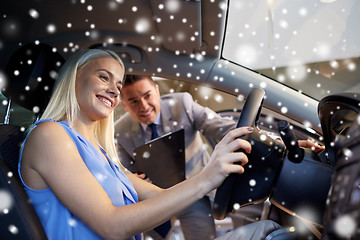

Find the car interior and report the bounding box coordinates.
[1,0,359,239]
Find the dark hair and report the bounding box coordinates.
[122,74,154,87]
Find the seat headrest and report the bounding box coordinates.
[3,42,65,113]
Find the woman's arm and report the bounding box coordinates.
[126,172,163,200]
[21,121,253,240]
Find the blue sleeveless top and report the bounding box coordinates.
[18,119,142,240]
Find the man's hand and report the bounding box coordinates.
[134,172,151,182]
[298,140,325,153]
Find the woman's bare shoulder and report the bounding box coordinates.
[28,121,67,142]
[21,121,78,189]
[24,120,76,160]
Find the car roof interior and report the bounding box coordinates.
[0,0,321,132]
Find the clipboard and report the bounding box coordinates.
[134,129,185,188]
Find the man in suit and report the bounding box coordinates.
[115,75,236,240]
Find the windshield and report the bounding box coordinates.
[222,0,360,100]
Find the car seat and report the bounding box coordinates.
[318,92,360,240]
[0,42,64,239]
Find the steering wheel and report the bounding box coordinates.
[212,87,286,220]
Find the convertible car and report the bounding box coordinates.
[0,0,359,239]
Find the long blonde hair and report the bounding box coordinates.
[40,49,124,168]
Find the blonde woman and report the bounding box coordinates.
[19,49,279,240]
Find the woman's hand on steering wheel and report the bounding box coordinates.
[200,126,254,191]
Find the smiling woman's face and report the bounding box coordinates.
[75,57,124,122]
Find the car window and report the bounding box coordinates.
[223,0,360,100]
[0,94,35,127]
